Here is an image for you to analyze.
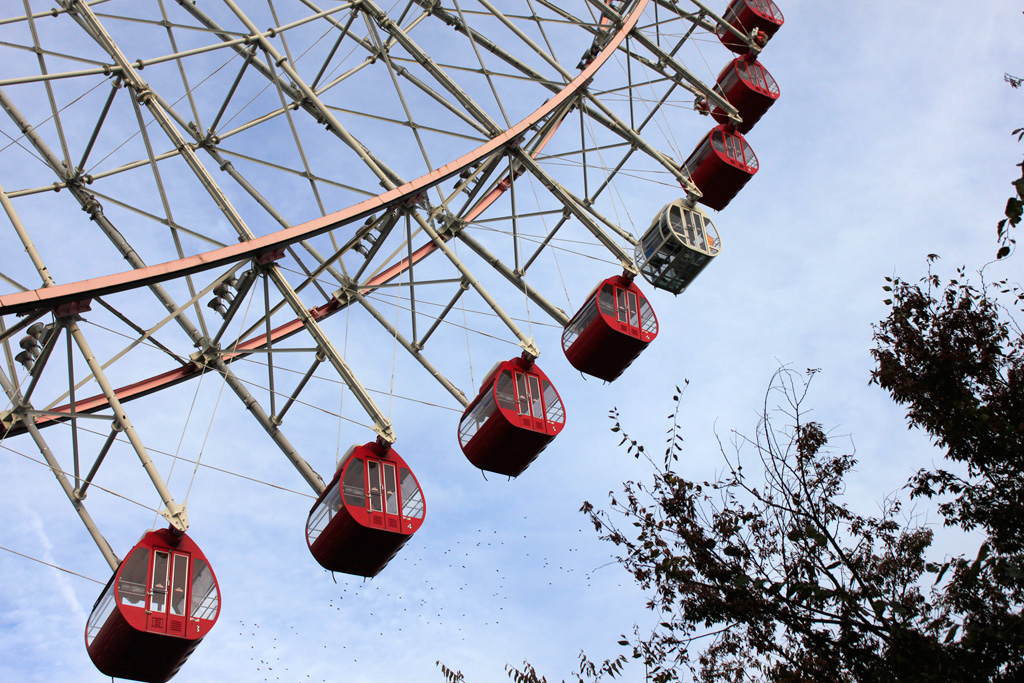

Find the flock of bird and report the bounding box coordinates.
[236,517,629,682]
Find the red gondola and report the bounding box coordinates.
[636,199,721,294]
[562,275,658,381]
[711,56,780,134]
[681,124,758,211]
[85,528,220,683]
[459,356,565,477]
[306,441,425,577]
[717,0,784,54]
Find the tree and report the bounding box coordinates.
[585,371,955,682]
[996,130,1023,259]
[997,72,1024,259]
[870,266,1024,678]
[441,266,1024,683]
[872,264,1024,555]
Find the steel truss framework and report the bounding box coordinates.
[0,0,763,569]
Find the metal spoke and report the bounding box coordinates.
[67,318,188,532]
[453,0,512,128]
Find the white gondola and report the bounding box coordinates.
[635,200,722,294]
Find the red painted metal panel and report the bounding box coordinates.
[458,357,564,477]
[682,125,758,211]
[718,0,784,54]
[562,276,657,382]
[306,442,424,577]
[86,529,219,683]
[711,57,780,134]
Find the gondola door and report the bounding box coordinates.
[613,286,641,340]
[513,371,546,431]
[166,551,190,637]
[147,550,170,634]
[365,459,402,533]
[146,548,190,636]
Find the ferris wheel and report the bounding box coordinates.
[0,0,782,680]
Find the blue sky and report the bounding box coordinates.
[1,1,1022,681]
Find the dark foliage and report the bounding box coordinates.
[871,267,1024,554]
[996,140,1023,260]
[998,72,1024,258]
[437,652,627,683]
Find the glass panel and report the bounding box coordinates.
[598,284,615,317]
[342,458,366,507]
[742,139,758,170]
[661,205,676,238]
[704,216,721,254]
[399,468,424,519]
[459,392,497,446]
[639,297,658,334]
[627,291,639,327]
[725,133,739,162]
[644,244,681,279]
[684,209,698,248]
[170,555,188,617]
[542,380,565,424]
[86,582,117,647]
[190,559,219,621]
[710,132,725,155]
[383,463,399,515]
[640,222,668,271]
[747,62,764,90]
[528,375,543,418]
[659,242,710,291]
[684,139,712,177]
[663,265,688,291]
[668,205,683,235]
[367,460,383,512]
[720,66,739,94]
[763,67,780,95]
[307,481,343,544]
[692,213,708,252]
[117,547,149,607]
[758,65,770,91]
[563,297,594,348]
[615,288,628,323]
[494,371,516,411]
[515,373,530,416]
[151,551,169,614]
